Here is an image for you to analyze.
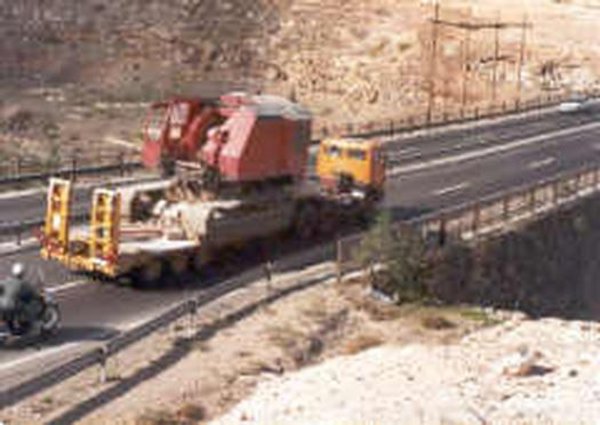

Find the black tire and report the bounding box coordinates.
[41,303,60,336]
[132,260,165,288]
[294,202,320,240]
[7,318,30,337]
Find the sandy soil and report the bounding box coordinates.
[214,318,600,425]
[1,266,503,424]
[2,0,600,161]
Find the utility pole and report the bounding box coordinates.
[516,15,528,101]
[492,16,500,103]
[426,2,440,124]
[461,27,471,107]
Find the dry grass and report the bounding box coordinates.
[421,315,456,331]
[135,402,206,425]
[267,324,307,351]
[176,403,207,422]
[342,332,384,355]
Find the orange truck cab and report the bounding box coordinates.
[316,137,385,199]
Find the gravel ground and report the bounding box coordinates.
[213,318,600,425]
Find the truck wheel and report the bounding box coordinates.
[295,203,319,240]
[318,203,338,237]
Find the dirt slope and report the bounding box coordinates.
[1,0,599,124]
[213,318,600,425]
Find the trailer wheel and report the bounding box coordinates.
[168,255,189,278]
[136,260,163,287]
[191,250,210,273]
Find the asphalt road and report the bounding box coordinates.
[1,104,600,393]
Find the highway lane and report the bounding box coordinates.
[1,109,600,389]
[0,103,596,226]
[384,103,600,167]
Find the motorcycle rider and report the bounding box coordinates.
[0,263,46,335]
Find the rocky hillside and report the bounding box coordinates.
[1,0,599,125]
[213,318,600,425]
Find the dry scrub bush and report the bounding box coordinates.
[356,212,431,304]
[343,332,384,355]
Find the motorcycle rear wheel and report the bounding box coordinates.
[41,303,60,335]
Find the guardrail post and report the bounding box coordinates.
[15,222,22,246]
[118,152,125,177]
[471,203,481,238]
[187,299,197,338]
[15,156,22,179]
[98,346,109,384]
[529,188,536,214]
[336,238,343,284]
[389,120,394,135]
[70,153,77,182]
[438,217,447,247]
[576,172,583,195]
[552,180,560,206]
[264,260,273,294]
[503,195,510,222]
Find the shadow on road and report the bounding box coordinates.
[46,273,329,425]
[0,326,118,350]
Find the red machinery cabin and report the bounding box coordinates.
[200,95,312,183]
[142,97,222,169]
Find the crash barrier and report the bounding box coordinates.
[311,88,600,140]
[0,176,164,249]
[2,164,599,408]
[1,88,597,190]
[0,242,335,410]
[337,164,600,276]
[0,212,88,247]
[0,148,141,188]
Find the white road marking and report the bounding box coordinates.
[0,342,79,372]
[46,279,88,294]
[103,136,141,151]
[433,182,470,196]
[389,121,600,176]
[0,188,46,201]
[387,147,422,161]
[395,147,421,156]
[528,156,556,170]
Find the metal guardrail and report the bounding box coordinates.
[0,147,142,188]
[0,163,597,408]
[311,89,600,140]
[1,90,599,408]
[0,212,88,247]
[337,164,600,275]
[0,241,334,409]
[1,88,596,189]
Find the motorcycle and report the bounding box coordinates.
[0,282,61,338]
